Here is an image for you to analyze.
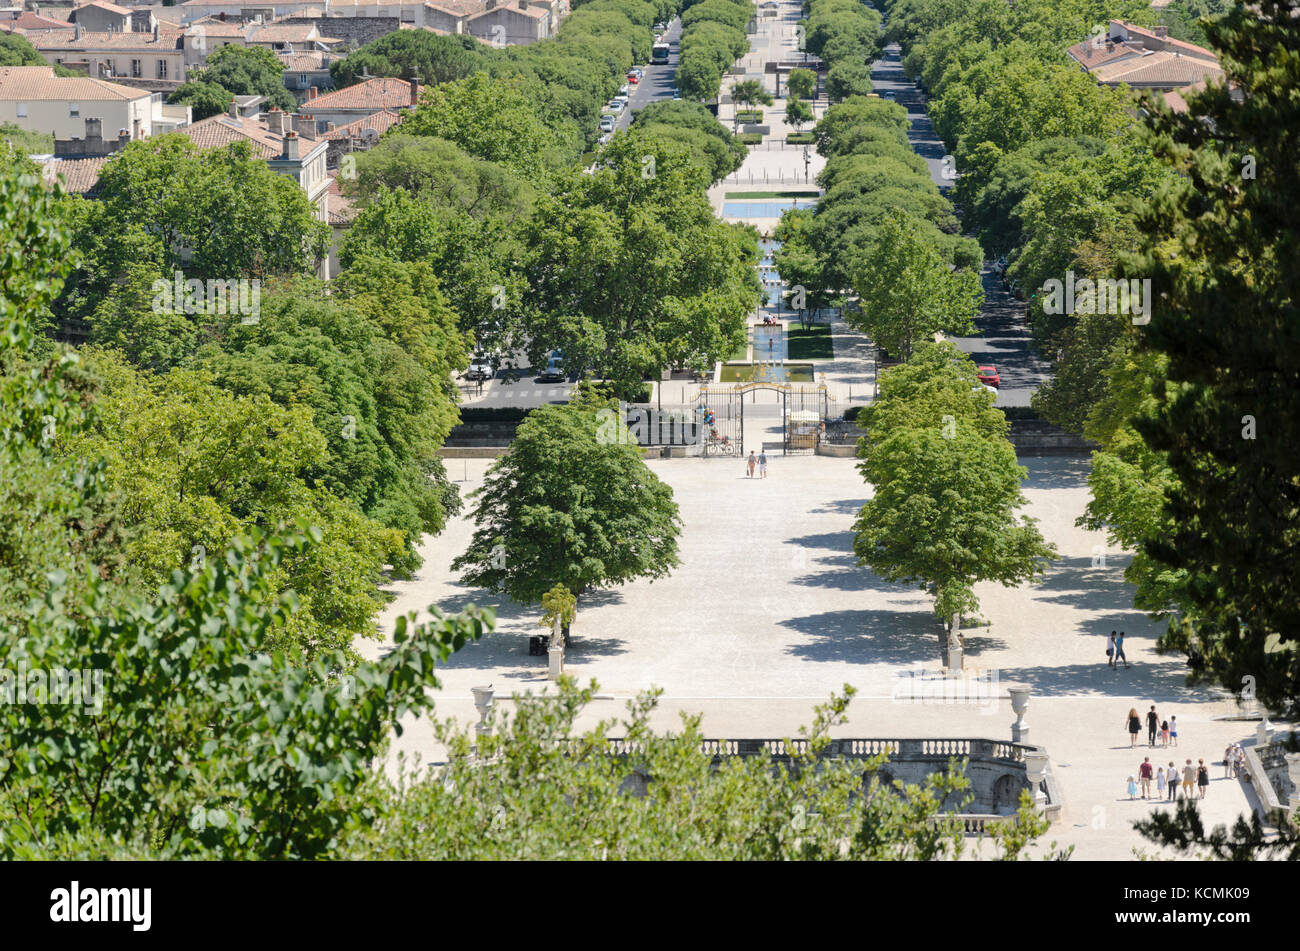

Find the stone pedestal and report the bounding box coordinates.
[946,628,963,676]
[547,617,564,681]
[1009,685,1031,744]
[1256,717,1272,748]
[1286,753,1300,806]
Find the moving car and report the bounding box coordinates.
[599,114,616,132]
[976,366,1001,388]
[465,355,493,382]
[538,356,565,383]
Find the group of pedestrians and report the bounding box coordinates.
[1130,757,1211,801]
[1106,630,1130,669]
[1123,703,1217,802]
[745,450,768,479]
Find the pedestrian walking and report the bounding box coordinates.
[1182,759,1196,799]
[1160,719,1170,746]
[1146,705,1159,746]
[1167,762,1179,800]
[1115,630,1130,668]
[1139,757,1154,798]
[1107,630,1116,668]
[746,450,756,478]
[1169,715,1178,747]
[1156,765,1167,799]
[1126,707,1141,747]
[758,449,768,479]
[1223,745,1235,779]
[1127,775,1138,800]
[1197,759,1209,798]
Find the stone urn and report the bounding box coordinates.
[1023,750,1049,809]
[471,686,495,739]
[1008,685,1031,743]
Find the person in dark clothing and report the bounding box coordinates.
[1126,708,1141,747]
[1146,705,1159,746]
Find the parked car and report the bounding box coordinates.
[671,88,681,99]
[597,132,613,146]
[465,355,493,382]
[976,366,1001,388]
[607,99,625,114]
[626,72,640,85]
[599,114,616,132]
[619,83,631,97]
[538,356,565,382]
[613,94,629,108]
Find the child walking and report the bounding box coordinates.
[1156,766,1167,800]
[1127,775,1138,800]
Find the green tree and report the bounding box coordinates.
[452,391,681,642]
[851,211,984,359]
[166,80,234,121]
[786,66,817,100]
[330,29,483,88]
[93,135,330,281]
[785,96,814,133]
[178,44,296,113]
[854,342,1056,629]
[1124,0,1300,709]
[403,72,568,178]
[730,78,774,130]
[520,132,760,396]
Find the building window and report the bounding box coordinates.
[157,59,168,79]
[16,102,26,117]
[131,59,142,78]
[69,103,80,117]
[299,73,308,86]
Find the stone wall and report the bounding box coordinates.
[281,16,402,50]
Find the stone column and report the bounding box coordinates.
[1009,685,1031,744]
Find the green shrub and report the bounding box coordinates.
[739,133,763,144]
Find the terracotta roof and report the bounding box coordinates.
[1065,39,1145,71]
[180,111,325,160]
[72,1,133,16]
[321,108,403,140]
[424,0,486,14]
[278,50,341,71]
[246,23,340,43]
[0,12,78,31]
[306,77,421,111]
[468,3,549,19]
[1092,52,1224,87]
[1113,20,1219,61]
[0,65,148,100]
[185,20,250,37]
[40,155,111,196]
[33,28,186,51]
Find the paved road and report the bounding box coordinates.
[870,43,1051,407]
[458,21,685,409]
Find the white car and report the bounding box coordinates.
[619,83,631,97]
[599,114,616,132]
[607,99,625,114]
[613,94,629,108]
[597,132,612,146]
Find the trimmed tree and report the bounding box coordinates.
[452,388,681,643]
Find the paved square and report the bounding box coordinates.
[368,454,1264,858]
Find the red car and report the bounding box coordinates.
[976,365,1000,388]
[626,73,640,84]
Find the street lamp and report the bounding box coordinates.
[802,145,810,183]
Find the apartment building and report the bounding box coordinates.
[0,64,189,139]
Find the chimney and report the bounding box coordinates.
[267,108,284,133]
[228,98,239,119]
[74,23,82,40]
[84,116,103,141]
[326,121,335,131]
[308,85,318,100]
[1154,25,1168,39]
[283,130,300,161]
[409,77,419,105]
[153,23,159,41]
